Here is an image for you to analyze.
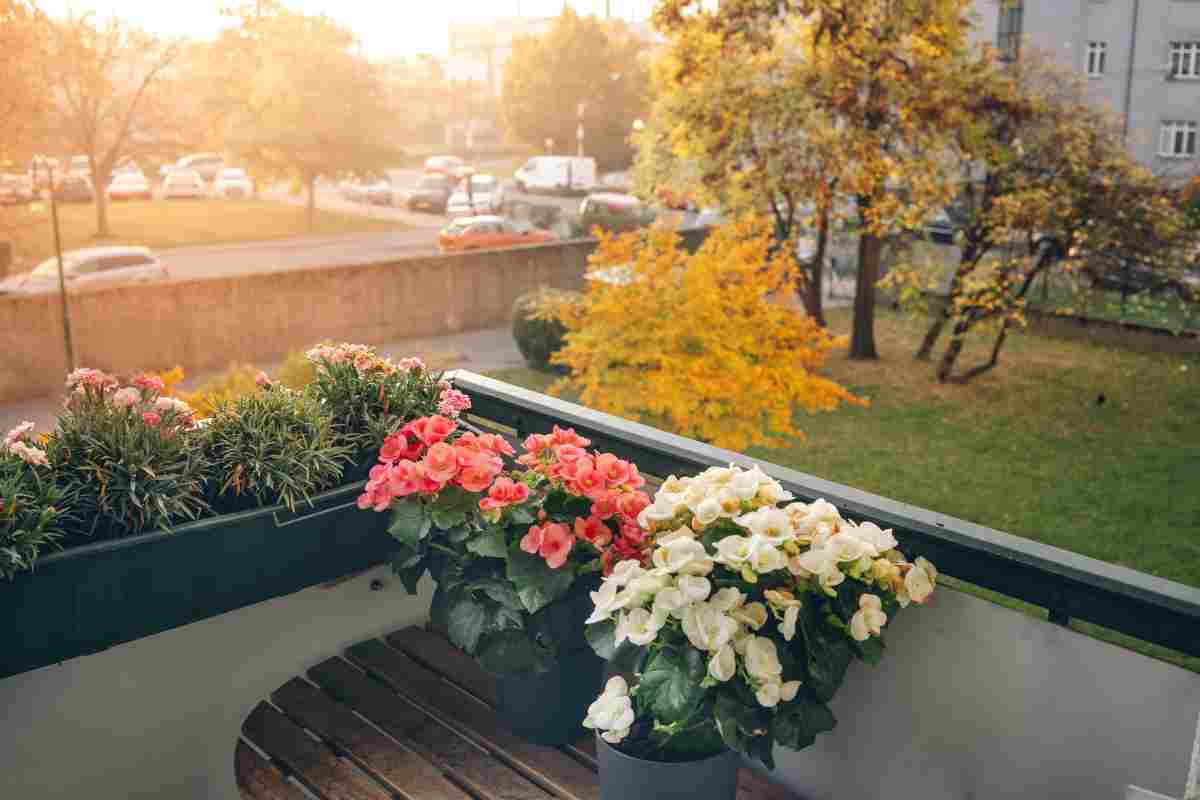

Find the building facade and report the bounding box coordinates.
[973,0,1200,176]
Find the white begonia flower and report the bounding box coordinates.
[622,607,665,646]
[709,587,746,613]
[780,604,800,642]
[587,580,633,624]
[747,536,789,574]
[713,535,753,566]
[756,478,793,505]
[853,521,899,556]
[698,466,736,487]
[788,499,843,546]
[849,594,888,641]
[676,574,712,603]
[584,677,635,743]
[638,500,679,529]
[681,604,739,652]
[652,537,713,576]
[627,571,670,602]
[826,531,871,564]
[656,526,696,545]
[729,469,762,501]
[651,587,686,620]
[755,680,782,708]
[693,495,723,526]
[734,507,795,543]
[716,487,745,517]
[792,548,845,594]
[708,644,737,682]
[732,627,754,655]
[780,680,801,702]
[904,557,937,604]
[608,559,645,587]
[731,602,769,631]
[743,636,783,681]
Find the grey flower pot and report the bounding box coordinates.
[596,735,740,800]
[494,645,605,745]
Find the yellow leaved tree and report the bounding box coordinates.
[551,219,864,451]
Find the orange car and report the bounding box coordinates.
[438,215,558,253]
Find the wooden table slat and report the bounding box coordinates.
[387,626,499,705]
[271,677,471,800]
[236,738,309,800]
[345,638,600,800]
[308,656,555,800]
[242,701,391,800]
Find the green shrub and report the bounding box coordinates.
[512,288,580,373]
[200,383,351,514]
[275,351,316,390]
[47,371,210,542]
[0,426,69,578]
[178,363,261,419]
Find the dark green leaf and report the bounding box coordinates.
[585,619,617,659]
[639,647,707,724]
[389,501,431,546]
[772,694,837,753]
[506,542,575,614]
[543,491,591,520]
[433,486,478,515]
[467,528,509,559]
[798,599,854,703]
[395,563,425,594]
[855,636,885,666]
[471,578,524,611]
[445,523,472,543]
[445,591,489,653]
[508,506,536,525]
[431,509,468,531]
[475,630,553,675]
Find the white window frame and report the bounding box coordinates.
[1086,41,1107,77]
[1170,41,1200,79]
[1159,121,1198,159]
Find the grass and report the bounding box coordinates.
[1027,271,1200,332]
[490,309,1200,669]
[0,199,404,267]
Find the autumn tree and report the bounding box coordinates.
[550,218,864,451]
[39,13,181,236]
[0,0,48,166]
[214,1,399,229]
[502,9,649,170]
[656,0,976,359]
[898,50,1197,382]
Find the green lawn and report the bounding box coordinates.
[0,199,404,267]
[1027,271,1200,332]
[490,309,1200,667]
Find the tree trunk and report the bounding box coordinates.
[917,242,981,360]
[805,206,830,327]
[849,231,882,360]
[916,314,947,360]
[936,326,967,383]
[306,174,316,232]
[948,319,1010,384]
[95,188,111,238]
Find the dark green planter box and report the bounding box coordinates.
[1,481,394,681]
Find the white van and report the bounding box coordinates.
[514,156,596,195]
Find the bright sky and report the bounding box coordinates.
[39,0,660,58]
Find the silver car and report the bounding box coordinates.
[0,246,168,294]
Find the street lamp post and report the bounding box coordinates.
[576,101,586,158]
[33,157,75,372]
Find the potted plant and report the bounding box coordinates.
[582,464,940,800]
[357,417,654,745]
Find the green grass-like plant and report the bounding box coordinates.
[201,383,351,514]
[0,455,69,579]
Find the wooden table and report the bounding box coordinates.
[238,626,799,800]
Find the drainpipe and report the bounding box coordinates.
[1121,0,1141,144]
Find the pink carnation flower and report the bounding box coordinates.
[111,387,141,408]
[437,388,472,418]
[4,421,35,448]
[133,374,165,393]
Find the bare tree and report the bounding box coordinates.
[42,13,181,236]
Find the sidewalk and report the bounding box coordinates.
[0,326,526,435]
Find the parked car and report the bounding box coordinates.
[67,155,91,178]
[405,173,453,213]
[446,174,504,217]
[338,178,368,203]
[161,168,206,199]
[112,158,141,177]
[213,167,253,199]
[105,171,152,202]
[364,179,394,206]
[438,215,558,253]
[172,153,224,182]
[514,156,596,195]
[53,175,94,203]
[424,155,470,178]
[578,192,656,234]
[0,246,167,294]
[0,173,34,205]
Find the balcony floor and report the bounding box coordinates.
[237,626,798,800]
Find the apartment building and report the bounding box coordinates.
[973,0,1200,176]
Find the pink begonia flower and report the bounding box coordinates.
[476,432,515,457]
[522,433,551,455]
[423,442,459,483]
[479,477,531,511]
[574,465,608,500]
[574,515,612,549]
[549,425,591,448]
[457,450,501,492]
[409,415,456,448]
[4,421,35,448]
[387,460,425,498]
[589,491,619,520]
[142,412,162,426]
[133,374,166,393]
[111,387,141,408]
[624,463,646,489]
[380,433,412,463]
[538,522,575,569]
[594,453,631,488]
[254,371,271,388]
[616,491,652,521]
[554,444,588,465]
[520,525,544,555]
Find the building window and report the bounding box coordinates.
[1159,121,1198,158]
[1170,41,1200,79]
[997,1,1023,63]
[1086,41,1107,77]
